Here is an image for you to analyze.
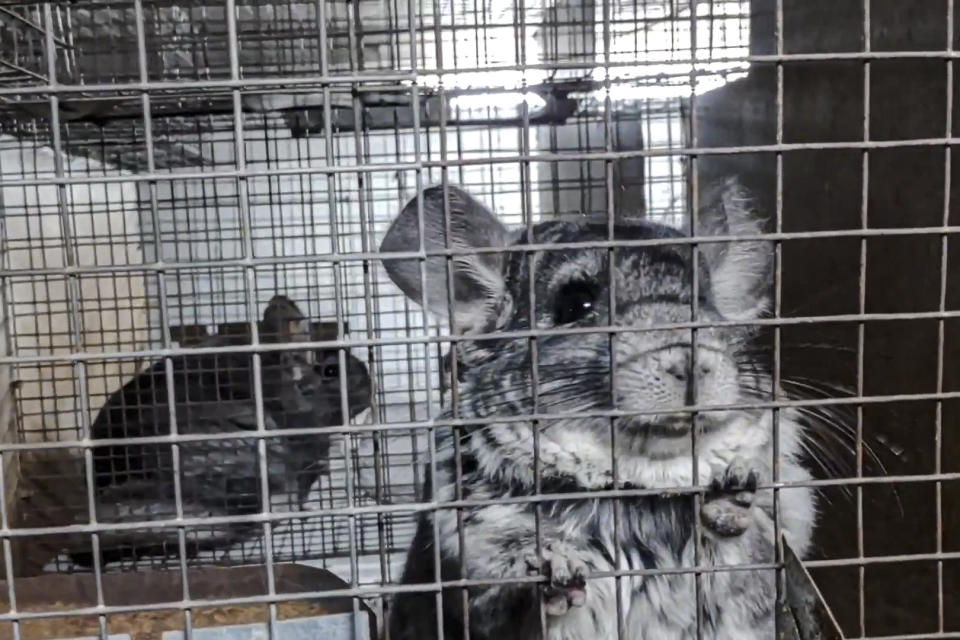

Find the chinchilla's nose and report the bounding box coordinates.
[655,346,716,404]
[659,347,714,382]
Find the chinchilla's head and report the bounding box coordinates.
[379,181,773,464]
[258,296,372,427]
[264,349,372,433]
[298,349,373,423]
[261,294,312,346]
[257,295,315,403]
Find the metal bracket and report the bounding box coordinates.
[778,535,845,640]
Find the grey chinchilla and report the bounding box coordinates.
[72,295,371,568]
[379,182,817,640]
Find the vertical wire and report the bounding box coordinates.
[857,1,871,635]
[0,453,18,640]
[439,175,470,640]
[404,2,445,637]
[429,2,473,635]
[936,0,954,632]
[225,1,279,637]
[317,2,364,636]
[447,45,467,630]
[41,4,106,630]
[429,1,470,638]
[132,7,193,633]
[344,3,393,592]
[0,151,18,640]
[399,0,443,636]
[500,0,546,632]
[772,0,786,629]
[598,0,625,636]
[514,0,546,635]
[0,202,19,639]
[686,1,703,636]
[389,81,425,517]
[344,0,390,597]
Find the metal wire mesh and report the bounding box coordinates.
[0,0,956,639]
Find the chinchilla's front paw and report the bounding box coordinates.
[700,457,758,537]
[525,542,588,616]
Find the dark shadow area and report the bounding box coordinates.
[696,1,960,635]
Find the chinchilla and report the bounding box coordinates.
[72,295,371,568]
[379,181,817,640]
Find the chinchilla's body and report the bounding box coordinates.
[74,295,372,567]
[380,182,817,640]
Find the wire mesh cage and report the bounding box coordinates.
[0,0,958,639]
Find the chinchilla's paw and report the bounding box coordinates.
[525,542,588,616]
[700,457,758,538]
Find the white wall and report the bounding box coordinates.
[0,136,150,442]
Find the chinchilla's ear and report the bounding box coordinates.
[379,185,511,334]
[695,178,773,321]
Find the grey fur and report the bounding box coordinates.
[75,296,372,568]
[380,183,816,640]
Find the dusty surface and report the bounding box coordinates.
[0,600,332,640]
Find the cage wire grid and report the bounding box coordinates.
[0,0,712,578]
[0,0,956,639]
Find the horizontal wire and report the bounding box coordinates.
[3,224,960,278]
[4,47,960,99]
[1,137,959,189]
[0,565,771,623]
[0,72,418,97]
[2,308,960,366]
[0,548,954,624]
[5,470,959,538]
[6,384,960,452]
[855,634,960,640]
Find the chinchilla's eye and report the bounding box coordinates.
[312,362,340,378]
[553,280,598,325]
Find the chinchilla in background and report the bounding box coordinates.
[378,180,817,640]
[73,295,372,568]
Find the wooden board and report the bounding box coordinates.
[0,564,375,640]
[170,322,348,347]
